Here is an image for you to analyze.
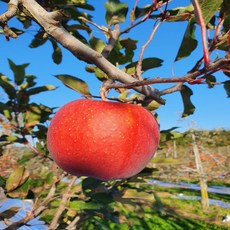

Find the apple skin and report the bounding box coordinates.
[47,99,160,180]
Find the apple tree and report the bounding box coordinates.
[0,0,229,229]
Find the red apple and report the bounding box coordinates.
[47,99,160,180]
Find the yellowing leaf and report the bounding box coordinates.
[6,166,29,192]
[55,74,92,97]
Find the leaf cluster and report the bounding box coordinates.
[0,59,55,146]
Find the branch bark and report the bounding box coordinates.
[11,0,164,104]
[101,57,230,94]
[49,176,77,230]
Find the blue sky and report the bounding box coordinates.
[0,0,229,132]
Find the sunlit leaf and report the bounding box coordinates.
[69,200,103,211]
[118,91,129,101]
[6,166,29,192]
[215,32,229,51]
[55,74,92,97]
[193,0,222,25]
[90,67,108,81]
[180,85,195,117]
[145,100,161,111]
[7,179,31,198]
[27,85,56,96]
[175,19,198,61]
[105,0,128,24]
[24,103,53,130]
[89,36,105,53]
[8,59,29,85]
[0,74,16,99]
[164,4,194,22]
[224,80,230,97]
[0,102,12,119]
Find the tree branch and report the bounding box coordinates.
[101,16,121,58]
[49,176,77,230]
[14,0,164,104]
[0,0,18,40]
[102,57,230,94]
[192,0,210,67]
[136,20,162,80]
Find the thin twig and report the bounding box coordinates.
[78,17,108,33]
[103,57,230,94]
[120,0,163,34]
[136,20,162,80]
[49,176,77,230]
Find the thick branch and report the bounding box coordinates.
[0,0,18,39]
[17,0,164,104]
[101,16,121,58]
[0,0,18,22]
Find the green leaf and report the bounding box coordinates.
[124,58,163,75]
[27,85,56,96]
[193,0,223,25]
[29,31,48,48]
[119,38,137,63]
[8,59,29,85]
[0,102,12,119]
[222,0,230,31]
[89,36,105,53]
[164,4,194,22]
[19,75,38,90]
[175,19,198,61]
[82,177,103,192]
[0,74,16,99]
[105,0,128,24]
[132,5,153,21]
[145,100,161,111]
[7,179,30,198]
[205,75,216,88]
[51,40,62,64]
[18,152,36,164]
[6,166,29,192]
[24,103,53,130]
[71,30,88,44]
[91,192,114,204]
[224,80,230,97]
[69,200,103,211]
[180,85,195,117]
[55,74,92,97]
